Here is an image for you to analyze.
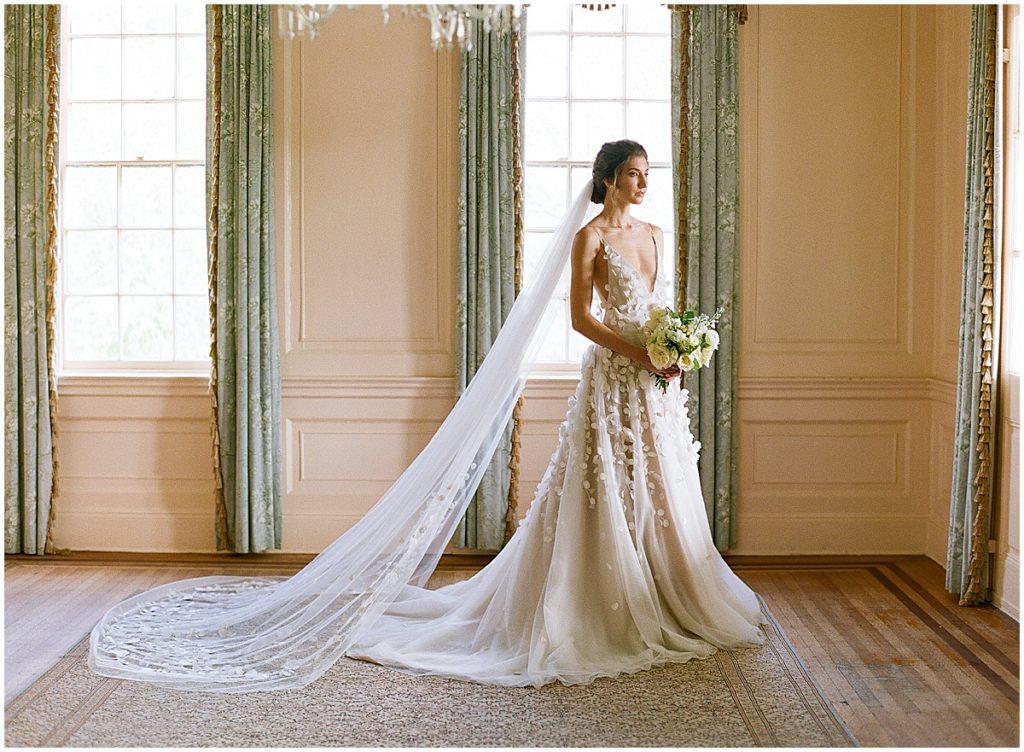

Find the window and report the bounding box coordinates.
[59,4,209,373]
[523,4,674,367]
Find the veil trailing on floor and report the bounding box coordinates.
[89,185,600,692]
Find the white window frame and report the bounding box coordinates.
[524,5,673,373]
[58,5,209,376]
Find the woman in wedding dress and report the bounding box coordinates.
[89,140,764,693]
[346,139,765,685]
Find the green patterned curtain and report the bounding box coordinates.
[454,21,521,551]
[671,5,742,551]
[4,5,60,555]
[207,5,282,553]
[948,5,1001,606]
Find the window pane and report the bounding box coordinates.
[120,166,172,227]
[643,167,674,227]
[625,35,669,99]
[523,231,552,285]
[176,101,205,160]
[571,101,623,161]
[177,5,206,34]
[120,230,172,294]
[123,3,175,33]
[533,299,569,363]
[174,166,205,227]
[571,5,622,33]
[660,231,677,294]
[69,4,120,35]
[174,296,210,361]
[64,296,119,360]
[123,37,175,99]
[525,35,568,98]
[567,326,592,363]
[177,36,205,99]
[625,101,671,162]
[523,101,568,161]
[569,166,597,201]
[524,165,568,229]
[64,231,118,295]
[571,36,623,98]
[626,4,671,34]
[174,230,208,294]
[67,103,121,162]
[123,102,176,161]
[64,167,117,227]
[526,4,568,32]
[120,296,173,359]
[69,39,121,99]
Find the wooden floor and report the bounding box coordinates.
[4,553,1019,747]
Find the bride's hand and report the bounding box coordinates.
[635,350,681,380]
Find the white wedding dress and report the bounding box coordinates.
[345,235,765,686]
[89,187,763,692]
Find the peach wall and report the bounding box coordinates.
[53,7,991,579]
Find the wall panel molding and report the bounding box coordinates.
[275,8,458,378]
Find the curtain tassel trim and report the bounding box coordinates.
[960,4,999,607]
[43,4,61,553]
[503,26,524,546]
[206,5,229,551]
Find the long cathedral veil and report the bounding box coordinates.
[89,184,599,692]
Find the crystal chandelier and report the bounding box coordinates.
[278,4,522,50]
[278,5,339,40]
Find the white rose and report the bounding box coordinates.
[678,350,695,371]
[698,330,719,367]
[648,343,673,369]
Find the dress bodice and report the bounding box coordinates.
[599,239,671,347]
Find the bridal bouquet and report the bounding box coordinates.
[642,306,724,392]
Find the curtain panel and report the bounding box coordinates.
[207,5,283,553]
[671,4,742,551]
[947,4,1002,606]
[4,5,60,555]
[453,21,524,551]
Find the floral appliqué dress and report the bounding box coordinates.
[347,237,766,686]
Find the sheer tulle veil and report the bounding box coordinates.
[88,185,601,692]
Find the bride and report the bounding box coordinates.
[89,140,765,692]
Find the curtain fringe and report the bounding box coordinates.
[960,3,999,607]
[504,26,524,546]
[207,5,229,552]
[43,4,61,554]
[673,8,691,310]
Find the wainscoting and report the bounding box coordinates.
[51,374,961,561]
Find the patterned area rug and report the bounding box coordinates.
[5,601,857,747]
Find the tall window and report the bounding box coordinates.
[60,4,208,373]
[523,4,673,367]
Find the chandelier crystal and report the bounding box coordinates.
[278,5,339,40]
[278,4,522,50]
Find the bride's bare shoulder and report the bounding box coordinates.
[574,224,603,247]
[572,225,603,263]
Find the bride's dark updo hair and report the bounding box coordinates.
[591,139,648,204]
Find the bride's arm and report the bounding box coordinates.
[569,229,679,379]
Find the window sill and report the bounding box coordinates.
[58,372,211,398]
